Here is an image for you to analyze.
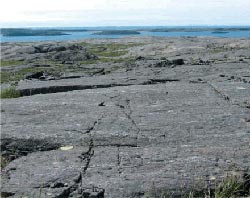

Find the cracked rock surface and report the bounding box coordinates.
[1,37,250,197]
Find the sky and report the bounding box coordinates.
[1,0,250,27]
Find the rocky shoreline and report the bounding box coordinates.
[1,37,250,197]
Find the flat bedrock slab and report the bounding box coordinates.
[1,82,250,197]
[1,37,250,197]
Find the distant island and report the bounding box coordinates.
[1,28,69,36]
[145,27,250,32]
[1,27,250,40]
[92,30,141,35]
[211,31,229,34]
[1,28,88,37]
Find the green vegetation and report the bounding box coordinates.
[1,28,69,36]
[98,50,128,57]
[78,57,134,65]
[1,67,51,84]
[1,60,25,67]
[1,28,90,37]
[81,42,140,56]
[77,42,140,65]
[113,57,134,63]
[78,58,115,65]
[0,156,8,170]
[0,43,140,84]
[92,30,140,35]
[1,72,12,84]
[0,59,65,84]
[146,174,250,198]
[0,60,29,83]
[212,175,250,198]
[0,86,21,99]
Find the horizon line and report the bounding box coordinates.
[2,25,250,29]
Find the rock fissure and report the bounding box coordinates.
[117,146,122,174]
[116,99,141,147]
[95,143,138,148]
[70,115,106,197]
[2,37,250,198]
[207,82,230,102]
[18,79,180,97]
[85,121,98,134]
[1,138,61,169]
[207,82,250,109]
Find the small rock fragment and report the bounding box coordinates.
[60,146,74,151]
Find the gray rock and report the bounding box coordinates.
[25,71,45,79]
[1,37,250,198]
[2,81,250,197]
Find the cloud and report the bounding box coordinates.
[1,0,250,27]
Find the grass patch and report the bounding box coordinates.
[1,60,24,67]
[0,43,140,83]
[146,174,250,198]
[79,59,101,65]
[214,175,250,198]
[80,42,141,58]
[113,57,135,63]
[0,86,21,99]
[0,156,9,169]
[97,50,128,57]
[1,67,54,84]
[79,57,134,65]
[0,59,130,83]
[87,44,128,57]
[0,72,12,84]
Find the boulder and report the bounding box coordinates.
[172,58,184,65]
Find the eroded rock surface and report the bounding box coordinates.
[1,37,250,197]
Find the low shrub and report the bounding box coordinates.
[1,87,21,99]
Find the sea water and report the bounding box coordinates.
[1,26,250,42]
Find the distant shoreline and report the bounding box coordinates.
[1,27,250,37]
[1,27,250,42]
[92,30,140,35]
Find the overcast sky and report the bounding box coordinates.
[1,0,250,27]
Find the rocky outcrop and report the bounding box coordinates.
[0,43,97,61]
[2,81,250,197]
[1,138,61,165]
[154,59,184,67]
[1,37,250,198]
[34,45,67,53]
[52,50,97,62]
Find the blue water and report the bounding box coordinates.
[140,30,250,38]
[1,27,250,42]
